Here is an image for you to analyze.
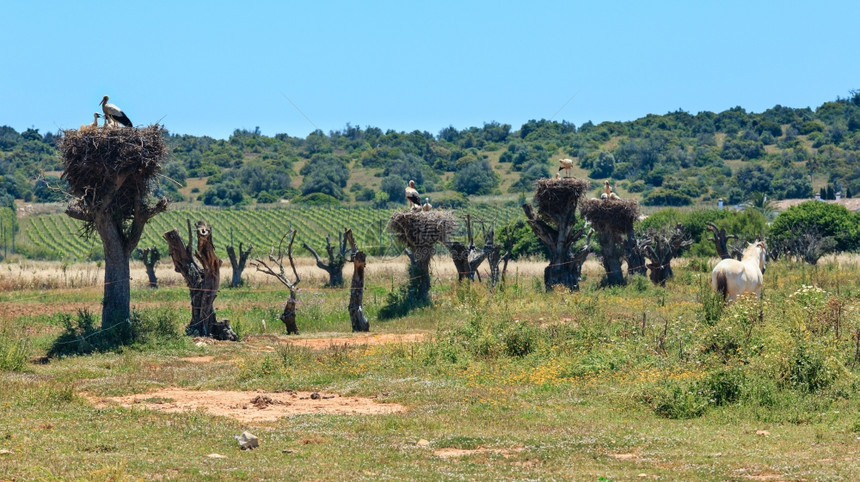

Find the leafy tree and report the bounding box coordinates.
[642,188,692,206]
[590,150,615,178]
[452,160,498,195]
[202,183,246,207]
[512,161,550,192]
[770,201,859,252]
[735,165,773,194]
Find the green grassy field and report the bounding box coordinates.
[2,257,860,479]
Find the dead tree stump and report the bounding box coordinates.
[580,198,641,286]
[625,232,650,277]
[345,229,369,332]
[644,225,693,286]
[59,125,168,328]
[706,222,736,260]
[303,230,349,287]
[252,230,301,335]
[226,242,253,287]
[523,178,591,291]
[137,247,160,288]
[446,214,487,281]
[164,220,237,341]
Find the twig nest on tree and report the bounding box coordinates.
[580,198,641,234]
[533,177,590,218]
[388,210,456,250]
[59,124,166,197]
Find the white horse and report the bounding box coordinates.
[711,241,767,302]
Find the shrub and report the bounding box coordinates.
[785,342,838,393]
[48,307,182,357]
[646,379,709,419]
[702,368,745,406]
[0,326,30,371]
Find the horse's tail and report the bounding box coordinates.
[714,270,728,300]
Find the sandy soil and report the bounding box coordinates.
[88,388,406,423]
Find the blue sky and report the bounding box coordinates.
[2,1,859,140]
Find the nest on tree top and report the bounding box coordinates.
[580,198,640,234]
[58,125,167,234]
[533,178,589,219]
[388,210,456,252]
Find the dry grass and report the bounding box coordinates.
[0,255,609,291]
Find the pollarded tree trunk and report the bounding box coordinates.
[100,217,132,327]
[138,246,160,288]
[484,228,503,288]
[523,203,590,291]
[405,248,433,306]
[281,291,299,335]
[645,225,693,286]
[164,221,237,341]
[596,230,626,286]
[447,214,487,281]
[303,231,348,288]
[346,229,369,332]
[625,231,650,277]
[252,230,301,335]
[226,242,252,287]
[706,222,735,260]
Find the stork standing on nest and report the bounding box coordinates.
[99,95,133,127]
[558,158,573,178]
[422,197,432,211]
[405,180,421,209]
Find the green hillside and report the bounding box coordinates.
[4,91,860,261]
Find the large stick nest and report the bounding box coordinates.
[388,210,456,251]
[580,198,640,234]
[59,125,166,231]
[533,178,589,219]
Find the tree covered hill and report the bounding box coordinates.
[3,91,860,209]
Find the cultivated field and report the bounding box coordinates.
[15,205,524,261]
[2,255,860,479]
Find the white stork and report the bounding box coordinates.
[81,113,100,131]
[603,180,612,197]
[422,197,432,211]
[609,192,621,200]
[99,95,132,127]
[405,180,421,208]
[558,158,573,178]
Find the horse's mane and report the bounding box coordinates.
[741,242,766,262]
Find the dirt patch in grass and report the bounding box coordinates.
[178,356,215,364]
[433,447,523,458]
[243,332,428,350]
[88,388,406,422]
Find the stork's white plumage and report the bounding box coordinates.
[422,197,432,211]
[99,95,132,128]
[608,192,621,200]
[558,158,573,178]
[81,113,101,131]
[604,180,612,197]
[405,180,421,208]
